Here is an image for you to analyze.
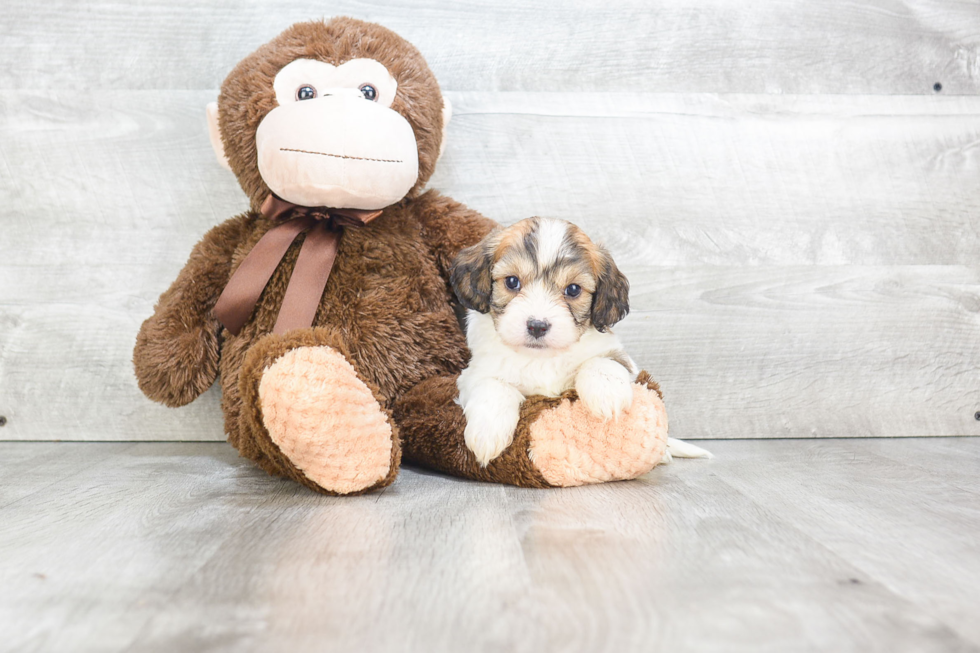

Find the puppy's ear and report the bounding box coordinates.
[450,237,496,313]
[591,247,630,332]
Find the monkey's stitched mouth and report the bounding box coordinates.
[280,147,403,164]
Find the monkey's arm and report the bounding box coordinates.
[414,190,498,281]
[133,214,253,407]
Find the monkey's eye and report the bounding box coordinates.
[564,283,582,298]
[296,85,317,101]
[505,276,521,291]
[359,84,378,102]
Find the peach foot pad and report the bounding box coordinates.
[528,384,668,487]
[258,345,393,494]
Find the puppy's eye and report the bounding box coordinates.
[359,84,378,101]
[296,85,317,101]
[505,276,521,291]
[564,283,582,298]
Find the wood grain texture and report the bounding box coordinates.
[437,93,980,266]
[2,0,979,95]
[706,438,980,647]
[623,264,980,439]
[0,90,237,441]
[1,439,978,652]
[2,90,979,440]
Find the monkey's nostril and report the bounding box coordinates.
[527,319,551,339]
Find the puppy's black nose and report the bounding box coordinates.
[527,319,551,339]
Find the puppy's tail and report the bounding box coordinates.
[660,437,714,464]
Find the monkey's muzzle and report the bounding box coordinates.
[256,94,419,210]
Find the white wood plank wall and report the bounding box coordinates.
[1,1,978,440]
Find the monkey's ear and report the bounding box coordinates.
[591,247,630,332]
[450,237,495,314]
[438,96,452,160]
[206,102,232,171]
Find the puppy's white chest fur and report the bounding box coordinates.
[458,310,636,400]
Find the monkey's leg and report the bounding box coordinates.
[393,373,667,488]
[235,327,401,495]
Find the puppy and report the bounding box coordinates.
[451,216,711,466]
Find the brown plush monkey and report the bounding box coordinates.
[133,18,667,495]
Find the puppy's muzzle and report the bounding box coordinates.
[526,319,551,339]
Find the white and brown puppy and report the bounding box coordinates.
[451,216,710,466]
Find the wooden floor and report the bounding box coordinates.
[1,439,978,652]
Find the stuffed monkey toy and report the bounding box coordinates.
[133,18,668,495]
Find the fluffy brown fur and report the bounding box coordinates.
[134,18,667,493]
[135,183,493,494]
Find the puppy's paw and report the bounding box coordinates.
[459,379,524,467]
[575,357,634,421]
[579,378,633,421]
[464,412,519,466]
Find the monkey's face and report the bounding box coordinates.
[255,58,419,210]
[211,19,448,212]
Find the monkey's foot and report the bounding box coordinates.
[395,372,667,489]
[257,345,397,494]
[527,381,668,487]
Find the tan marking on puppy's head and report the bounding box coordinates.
[451,217,630,352]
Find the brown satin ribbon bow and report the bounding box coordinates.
[214,194,382,336]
